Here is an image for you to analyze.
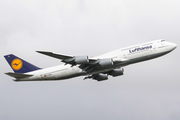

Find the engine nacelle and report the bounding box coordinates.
[109,68,124,77]
[74,56,89,64]
[93,73,108,81]
[99,58,113,67]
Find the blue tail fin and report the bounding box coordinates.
[4,54,41,73]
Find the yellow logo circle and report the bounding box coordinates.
[11,59,23,71]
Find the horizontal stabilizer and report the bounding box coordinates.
[5,72,33,78]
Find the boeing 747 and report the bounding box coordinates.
[4,39,177,81]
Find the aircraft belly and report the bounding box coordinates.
[85,65,125,76]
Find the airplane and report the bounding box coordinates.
[4,39,177,82]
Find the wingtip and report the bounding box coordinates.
[36,51,42,53]
[36,51,52,54]
[4,72,10,75]
[36,51,47,54]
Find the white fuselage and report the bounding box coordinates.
[14,39,177,81]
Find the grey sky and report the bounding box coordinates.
[0,0,180,120]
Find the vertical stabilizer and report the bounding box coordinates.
[4,54,41,73]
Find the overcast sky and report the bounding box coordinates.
[0,0,180,120]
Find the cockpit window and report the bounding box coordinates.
[161,40,165,42]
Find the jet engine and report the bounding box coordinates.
[74,56,89,64]
[99,58,113,67]
[93,73,108,81]
[108,68,124,77]
[62,56,89,64]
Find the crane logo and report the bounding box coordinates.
[11,59,23,70]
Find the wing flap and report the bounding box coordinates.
[5,72,33,78]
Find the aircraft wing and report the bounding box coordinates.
[37,51,128,72]
[37,51,98,66]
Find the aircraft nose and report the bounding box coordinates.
[172,43,177,49]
